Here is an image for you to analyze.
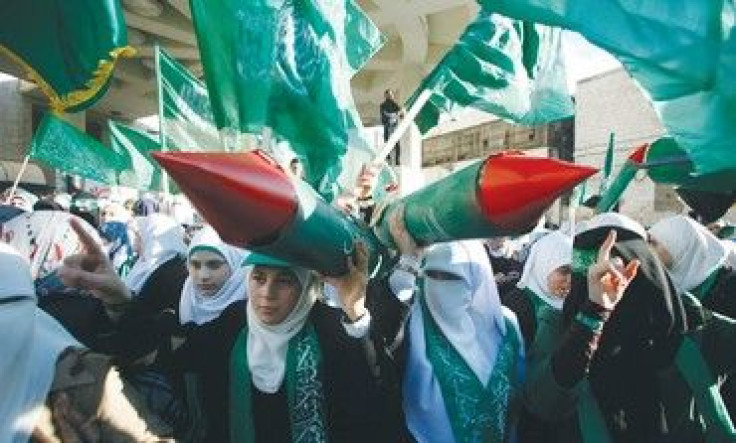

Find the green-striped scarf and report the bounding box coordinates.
[421,298,521,442]
[230,321,327,442]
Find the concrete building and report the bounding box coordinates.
[573,68,683,225]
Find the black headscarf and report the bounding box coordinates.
[564,223,689,440]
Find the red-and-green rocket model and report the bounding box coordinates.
[153,150,596,276]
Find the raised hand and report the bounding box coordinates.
[587,230,639,310]
[58,218,131,304]
[321,241,369,322]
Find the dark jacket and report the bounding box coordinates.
[174,279,409,442]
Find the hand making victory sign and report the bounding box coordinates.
[587,230,640,311]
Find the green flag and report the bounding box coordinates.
[599,132,615,193]
[0,0,134,112]
[344,0,386,74]
[480,0,736,177]
[108,121,165,191]
[156,46,227,151]
[189,0,383,187]
[31,113,129,186]
[409,8,574,134]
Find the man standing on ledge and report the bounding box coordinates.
[380,89,403,166]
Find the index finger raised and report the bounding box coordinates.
[597,229,617,263]
[69,218,104,257]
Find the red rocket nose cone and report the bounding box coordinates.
[479,154,598,231]
[152,150,298,247]
[628,144,649,164]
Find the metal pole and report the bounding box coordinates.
[5,155,31,204]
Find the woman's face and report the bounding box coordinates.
[248,266,302,325]
[546,265,572,299]
[648,236,674,269]
[188,249,231,297]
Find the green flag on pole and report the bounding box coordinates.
[0,0,134,112]
[189,0,383,188]
[596,144,648,213]
[30,113,129,186]
[108,121,165,191]
[480,0,736,177]
[409,8,574,135]
[156,46,227,151]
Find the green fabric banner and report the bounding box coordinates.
[156,46,227,151]
[31,113,129,186]
[108,121,167,191]
[189,0,383,188]
[409,8,574,134]
[0,0,134,112]
[480,0,736,177]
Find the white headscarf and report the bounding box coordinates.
[246,265,315,393]
[124,214,186,292]
[649,215,728,293]
[404,240,518,441]
[517,231,572,310]
[179,226,248,325]
[577,212,647,239]
[0,242,80,442]
[422,240,506,382]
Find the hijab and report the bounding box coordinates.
[649,215,728,293]
[179,226,248,325]
[245,262,315,393]
[517,231,572,310]
[0,242,79,442]
[576,211,648,239]
[565,215,689,439]
[124,214,186,292]
[404,240,513,441]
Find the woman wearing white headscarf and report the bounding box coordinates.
[0,242,169,441]
[179,225,248,325]
[502,231,573,346]
[648,215,734,314]
[502,232,574,441]
[403,240,524,442]
[518,231,573,311]
[648,215,736,418]
[224,251,408,442]
[124,213,188,314]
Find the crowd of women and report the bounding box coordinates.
[3,182,736,442]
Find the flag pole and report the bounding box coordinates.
[5,154,31,204]
[155,43,171,198]
[375,89,432,164]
